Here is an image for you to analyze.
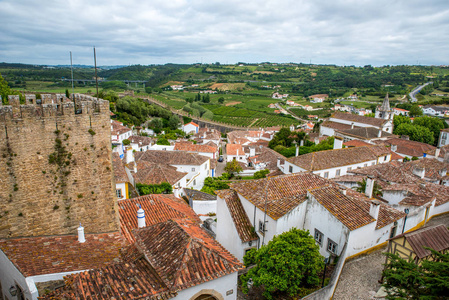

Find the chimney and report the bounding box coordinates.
[435,148,441,159]
[412,167,425,179]
[295,145,299,157]
[249,147,255,157]
[378,129,382,138]
[439,168,447,177]
[444,152,449,163]
[351,122,354,129]
[137,204,146,228]
[401,135,410,140]
[369,200,381,220]
[333,136,343,149]
[365,176,375,198]
[125,146,134,164]
[314,137,319,145]
[391,144,397,152]
[277,157,282,169]
[300,140,304,147]
[78,223,86,243]
[341,187,347,195]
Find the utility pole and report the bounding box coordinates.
[70,51,74,100]
[94,47,99,97]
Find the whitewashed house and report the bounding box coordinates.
[216,173,405,262]
[283,144,391,179]
[182,121,199,135]
[226,144,247,164]
[111,120,132,144]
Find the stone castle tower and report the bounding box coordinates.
[0,94,119,238]
[375,93,394,120]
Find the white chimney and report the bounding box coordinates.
[369,201,380,220]
[365,176,375,198]
[249,147,256,157]
[314,137,319,145]
[412,166,425,179]
[125,146,134,164]
[277,157,281,169]
[435,148,440,158]
[78,223,86,243]
[378,130,382,138]
[351,123,354,129]
[440,168,447,177]
[300,140,304,147]
[341,187,347,195]
[334,137,343,149]
[391,144,397,152]
[295,145,299,157]
[137,204,146,228]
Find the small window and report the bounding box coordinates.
[314,229,323,245]
[336,169,341,176]
[364,163,368,167]
[384,155,387,161]
[372,162,376,166]
[116,189,122,198]
[259,220,266,234]
[324,172,329,179]
[191,167,196,172]
[347,167,352,172]
[193,179,196,186]
[289,165,293,173]
[389,221,398,239]
[327,239,338,254]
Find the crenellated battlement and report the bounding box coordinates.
[0,93,109,121]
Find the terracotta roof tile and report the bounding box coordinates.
[128,135,154,146]
[111,120,132,136]
[309,186,375,231]
[230,173,329,220]
[216,189,259,243]
[288,146,390,171]
[227,143,245,156]
[343,140,372,147]
[392,225,449,259]
[336,127,396,140]
[247,147,286,171]
[134,219,243,291]
[174,141,217,153]
[133,161,187,185]
[321,120,357,131]
[135,150,209,166]
[376,138,436,157]
[118,195,201,243]
[331,112,387,127]
[112,152,129,183]
[0,232,126,277]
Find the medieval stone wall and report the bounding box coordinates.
[0,94,119,238]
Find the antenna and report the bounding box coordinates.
[70,51,74,100]
[94,47,99,97]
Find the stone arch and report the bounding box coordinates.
[189,289,224,300]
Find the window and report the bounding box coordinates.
[324,171,329,179]
[364,164,368,167]
[372,162,376,166]
[193,179,196,186]
[289,165,293,173]
[327,239,338,254]
[191,167,196,172]
[389,221,398,239]
[258,220,266,234]
[204,164,207,170]
[314,229,323,245]
[336,169,341,176]
[347,167,352,172]
[384,155,387,161]
[116,189,122,198]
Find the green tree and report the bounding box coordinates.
[394,123,434,145]
[0,73,13,104]
[200,177,230,195]
[218,97,225,104]
[382,249,449,299]
[413,116,446,146]
[65,89,70,98]
[409,104,423,117]
[268,127,294,149]
[224,160,243,175]
[393,114,411,129]
[354,179,383,197]
[253,169,270,179]
[241,228,324,299]
[136,182,172,194]
[156,137,170,145]
[168,114,180,130]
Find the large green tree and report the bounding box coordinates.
[0,73,13,104]
[224,160,243,175]
[382,249,449,299]
[394,123,435,145]
[413,116,447,146]
[241,228,324,299]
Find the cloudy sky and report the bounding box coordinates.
[1,0,448,66]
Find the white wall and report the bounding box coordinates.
[319,125,335,137]
[193,200,217,221]
[0,250,34,300]
[276,202,307,235]
[148,145,174,151]
[174,160,209,190]
[116,182,127,200]
[302,197,350,257]
[175,272,238,300]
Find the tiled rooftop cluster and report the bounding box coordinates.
[331,112,388,127]
[174,141,217,153]
[288,145,390,171]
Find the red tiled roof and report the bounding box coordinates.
[174,141,217,153]
[309,186,375,231]
[111,120,132,136]
[227,143,245,156]
[230,173,329,220]
[133,161,187,186]
[321,120,359,131]
[135,150,209,166]
[336,127,396,140]
[331,112,387,128]
[247,147,286,171]
[184,121,199,127]
[392,225,449,259]
[118,195,201,243]
[288,146,390,171]
[134,219,243,291]
[343,140,372,147]
[378,138,436,157]
[0,232,126,277]
[112,152,129,183]
[216,189,259,243]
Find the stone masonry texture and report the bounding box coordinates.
[0,94,119,238]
